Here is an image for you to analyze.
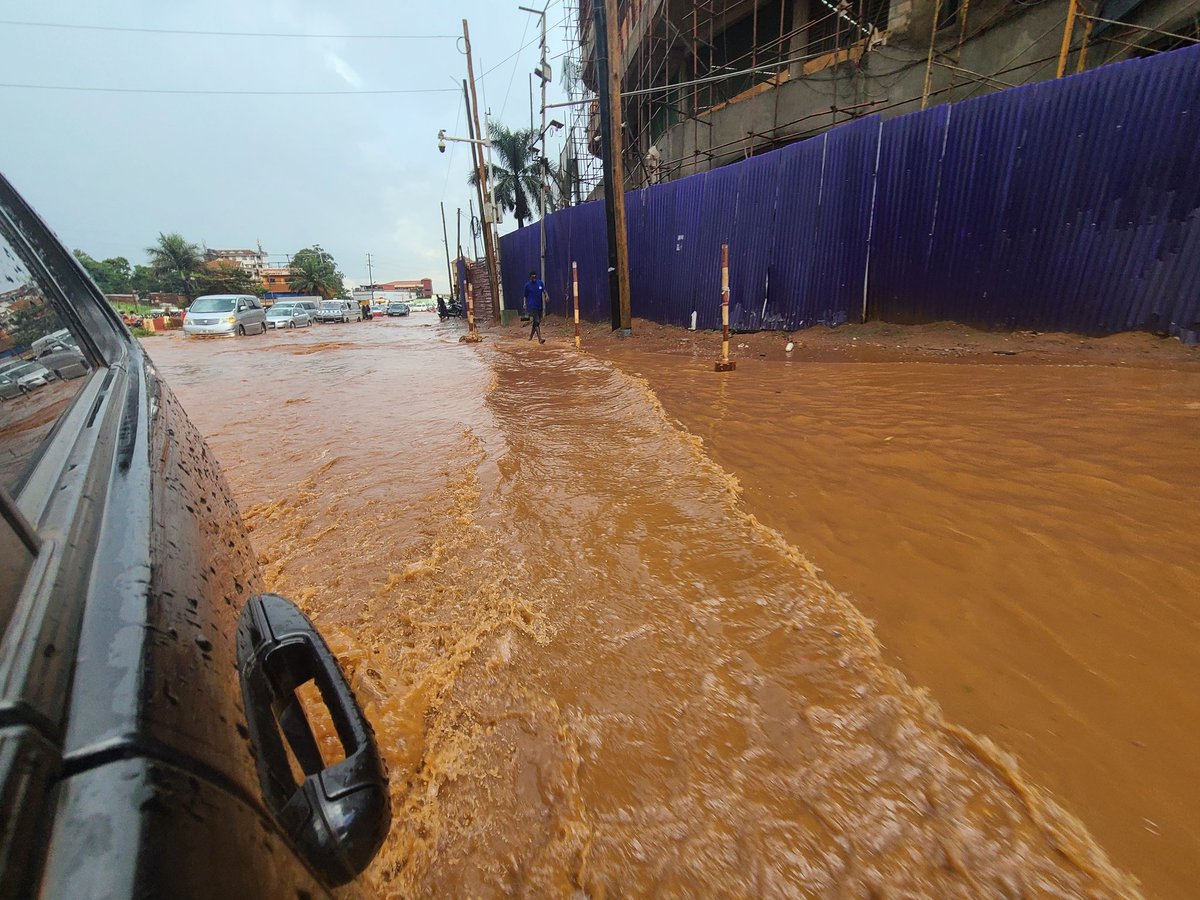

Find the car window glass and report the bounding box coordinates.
[0,225,94,494]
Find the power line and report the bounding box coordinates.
[478,14,569,79]
[0,19,457,39]
[0,82,459,96]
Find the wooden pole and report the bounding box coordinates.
[594,0,633,334]
[439,201,454,307]
[463,21,502,319]
[1076,5,1094,73]
[1056,0,1079,78]
[606,0,632,333]
[463,279,482,343]
[715,244,735,372]
[573,261,581,349]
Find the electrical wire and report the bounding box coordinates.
[499,15,534,120]
[478,14,569,79]
[0,19,457,39]
[0,82,459,95]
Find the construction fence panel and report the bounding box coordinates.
[766,133,837,328]
[498,224,539,314]
[867,44,1200,340]
[500,44,1200,341]
[866,104,953,323]
[728,150,783,331]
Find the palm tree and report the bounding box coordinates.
[288,247,342,299]
[468,122,544,229]
[145,233,202,298]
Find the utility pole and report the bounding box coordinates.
[366,252,375,303]
[440,202,455,306]
[463,20,503,320]
[521,3,550,284]
[593,0,632,333]
[456,207,463,297]
[469,198,480,260]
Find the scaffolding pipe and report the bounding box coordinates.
[1056,0,1080,77]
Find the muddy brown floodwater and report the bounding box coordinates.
[148,316,1195,898]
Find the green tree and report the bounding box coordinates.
[288,245,344,299]
[130,264,162,297]
[4,301,63,351]
[74,250,133,294]
[145,233,203,298]
[468,122,554,229]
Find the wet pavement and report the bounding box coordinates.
[148,315,1196,897]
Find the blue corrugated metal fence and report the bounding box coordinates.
[500,45,1200,342]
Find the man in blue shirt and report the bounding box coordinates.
[523,270,547,344]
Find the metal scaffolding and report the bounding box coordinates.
[563,0,1200,193]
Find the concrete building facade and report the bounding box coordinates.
[573,0,1200,187]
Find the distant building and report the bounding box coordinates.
[260,267,301,299]
[206,246,268,276]
[369,278,433,298]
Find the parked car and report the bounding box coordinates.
[0,373,28,400]
[183,294,267,336]
[0,172,389,895]
[314,299,359,324]
[266,303,314,329]
[386,301,410,317]
[35,341,90,379]
[3,360,53,389]
[31,328,75,356]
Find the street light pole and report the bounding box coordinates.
[366,252,374,303]
[521,4,550,285]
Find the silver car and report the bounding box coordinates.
[265,303,314,329]
[34,341,90,379]
[3,360,52,389]
[0,373,27,400]
[183,294,267,336]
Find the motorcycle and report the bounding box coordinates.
[437,298,466,321]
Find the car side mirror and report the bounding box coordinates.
[236,593,390,885]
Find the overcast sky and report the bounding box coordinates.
[0,0,572,292]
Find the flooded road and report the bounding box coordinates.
[147,318,1166,896]
[596,346,1200,899]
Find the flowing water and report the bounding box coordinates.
[148,319,1192,897]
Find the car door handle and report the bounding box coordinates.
[236,593,390,886]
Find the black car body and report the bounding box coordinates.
[0,174,389,898]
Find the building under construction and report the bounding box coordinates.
[562,0,1199,191]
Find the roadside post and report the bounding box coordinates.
[463,280,482,343]
[573,261,581,350]
[715,244,735,372]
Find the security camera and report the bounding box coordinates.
[437,129,446,153]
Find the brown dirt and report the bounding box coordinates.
[484,315,1200,369]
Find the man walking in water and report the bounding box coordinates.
[524,270,547,344]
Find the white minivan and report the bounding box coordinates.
[183,294,267,336]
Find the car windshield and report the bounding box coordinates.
[319,301,342,309]
[190,297,237,313]
[267,306,294,316]
[9,363,39,377]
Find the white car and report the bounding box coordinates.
[314,300,360,324]
[3,360,53,389]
